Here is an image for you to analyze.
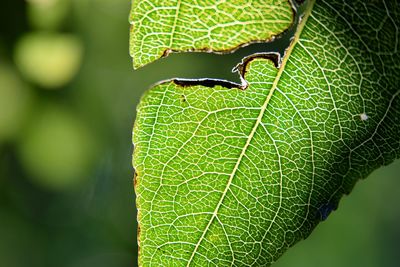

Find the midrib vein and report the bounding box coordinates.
[185,1,316,265]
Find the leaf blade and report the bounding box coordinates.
[133,0,400,265]
[129,0,294,68]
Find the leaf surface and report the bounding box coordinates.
[129,0,293,68]
[133,0,400,266]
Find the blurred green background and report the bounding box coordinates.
[0,0,399,266]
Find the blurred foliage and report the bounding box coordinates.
[18,103,98,190]
[0,0,399,266]
[0,64,32,141]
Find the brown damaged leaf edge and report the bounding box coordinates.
[131,0,297,69]
[137,224,141,256]
[133,169,142,257]
[158,33,288,62]
[172,53,281,90]
[133,170,138,189]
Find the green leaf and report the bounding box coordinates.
[132,0,400,266]
[129,0,294,69]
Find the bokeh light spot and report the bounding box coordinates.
[14,32,83,89]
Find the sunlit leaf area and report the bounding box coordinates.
[0,0,399,266]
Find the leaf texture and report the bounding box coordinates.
[129,0,293,68]
[133,0,400,266]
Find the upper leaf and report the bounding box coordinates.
[133,0,400,266]
[129,0,294,68]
